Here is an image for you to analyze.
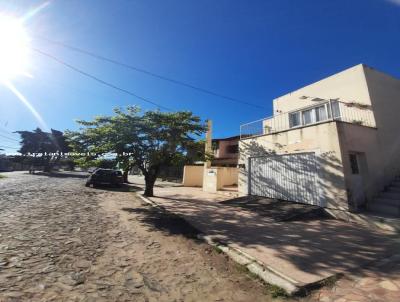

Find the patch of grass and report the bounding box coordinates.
[0,174,6,179]
[266,284,289,298]
[319,274,341,288]
[213,245,223,254]
[234,263,249,274]
[234,263,289,298]
[297,274,342,297]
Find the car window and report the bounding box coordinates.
[114,171,122,176]
[95,170,105,176]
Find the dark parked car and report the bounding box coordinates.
[85,168,124,187]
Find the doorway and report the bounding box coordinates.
[348,152,368,210]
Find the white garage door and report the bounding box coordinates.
[249,152,320,206]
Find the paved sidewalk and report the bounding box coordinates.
[129,178,400,299]
[311,254,400,301]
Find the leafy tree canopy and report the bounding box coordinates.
[66,106,206,196]
[16,128,70,171]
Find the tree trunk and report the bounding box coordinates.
[42,156,51,172]
[144,174,156,197]
[123,168,129,183]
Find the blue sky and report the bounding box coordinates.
[1,0,400,153]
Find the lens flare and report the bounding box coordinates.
[1,2,52,136]
[3,80,49,131]
[0,14,30,80]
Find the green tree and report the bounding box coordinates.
[16,128,70,172]
[66,106,206,196]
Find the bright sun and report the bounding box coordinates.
[0,14,30,80]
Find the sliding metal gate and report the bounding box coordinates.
[249,152,320,206]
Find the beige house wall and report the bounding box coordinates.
[364,66,400,186]
[336,123,381,207]
[239,122,348,210]
[272,64,372,114]
[335,66,400,208]
[218,167,238,186]
[182,165,204,187]
[183,165,238,190]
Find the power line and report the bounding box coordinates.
[33,48,173,111]
[0,145,19,150]
[0,134,19,142]
[0,128,16,135]
[36,36,266,109]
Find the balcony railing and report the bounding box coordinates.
[240,100,376,139]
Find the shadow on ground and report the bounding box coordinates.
[122,206,202,239]
[89,184,143,192]
[29,171,88,179]
[149,191,400,279]
[221,196,332,222]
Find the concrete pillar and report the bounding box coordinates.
[203,119,218,192]
[204,119,212,169]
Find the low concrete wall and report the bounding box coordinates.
[183,165,204,187]
[203,168,220,192]
[203,167,238,192]
[218,167,238,187]
[184,165,238,191]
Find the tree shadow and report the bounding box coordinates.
[147,188,400,282]
[31,171,89,179]
[221,196,332,222]
[121,206,202,239]
[89,184,143,192]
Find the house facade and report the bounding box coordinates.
[212,135,239,167]
[239,64,400,217]
[183,132,239,190]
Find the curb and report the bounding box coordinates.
[135,193,305,295]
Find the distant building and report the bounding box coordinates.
[212,135,239,167]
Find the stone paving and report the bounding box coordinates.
[0,172,279,302]
[310,254,400,302]
[1,172,399,302]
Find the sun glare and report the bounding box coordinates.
[0,14,30,80]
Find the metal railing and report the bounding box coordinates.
[240,100,376,139]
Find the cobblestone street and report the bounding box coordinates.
[0,172,276,302]
[1,172,399,302]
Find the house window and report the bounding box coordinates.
[331,100,341,119]
[349,153,360,174]
[227,144,239,154]
[289,112,301,128]
[315,105,328,122]
[302,109,314,125]
[288,101,341,129]
[212,141,219,151]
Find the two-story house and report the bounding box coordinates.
[239,64,400,218]
[212,135,239,167]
